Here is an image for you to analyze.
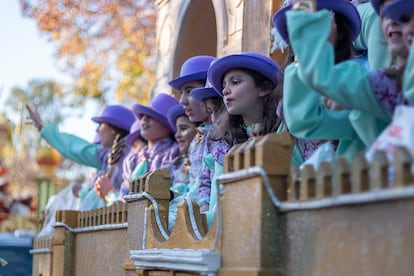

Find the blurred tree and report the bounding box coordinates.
[2,80,90,197]
[19,0,156,104]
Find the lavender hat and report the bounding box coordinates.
[370,0,381,15]
[168,55,216,90]
[382,0,414,22]
[190,77,221,101]
[125,120,142,147]
[208,52,281,96]
[167,104,186,131]
[132,93,179,133]
[91,105,135,132]
[272,0,361,43]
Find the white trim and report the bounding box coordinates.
[131,248,221,274]
[217,166,414,212]
[53,222,127,233]
[30,248,53,254]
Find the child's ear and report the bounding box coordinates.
[258,88,272,98]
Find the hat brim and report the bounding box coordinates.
[132,105,176,134]
[91,116,130,132]
[168,72,207,91]
[370,0,380,15]
[190,87,221,101]
[272,0,361,43]
[382,0,414,23]
[167,105,186,129]
[125,130,142,147]
[208,55,279,96]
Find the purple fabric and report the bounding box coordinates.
[296,138,329,161]
[369,69,410,116]
[119,137,180,199]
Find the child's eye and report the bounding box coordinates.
[400,13,413,23]
[232,79,240,85]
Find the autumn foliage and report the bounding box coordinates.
[19,0,156,104]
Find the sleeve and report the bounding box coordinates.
[286,10,390,121]
[40,123,102,169]
[403,43,414,104]
[283,64,357,140]
[354,3,390,69]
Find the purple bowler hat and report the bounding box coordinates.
[272,0,361,43]
[167,104,186,131]
[125,120,143,147]
[91,105,135,132]
[132,93,179,133]
[370,0,381,15]
[190,76,221,100]
[208,52,281,96]
[168,55,216,91]
[382,0,414,23]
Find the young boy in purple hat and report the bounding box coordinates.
[168,55,217,212]
[118,93,181,200]
[383,0,414,103]
[26,103,135,209]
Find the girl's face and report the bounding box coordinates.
[222,69,265,122]
[179,80,210,124]
[381,17,406,56]
[401,12,414,48]
[139,115,171,147]
[97,123,117,147]
[175,115,197,155]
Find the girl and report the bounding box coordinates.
[277,0,409,149]
[123,93,180,198]
[273,0,367,164]
[94,119,147,203]
[26,104,135,209]
[383,0,414,103]
[167,104,197,195]
[169,55,217,211]
[205,51,283,225]
[208,52,283,145]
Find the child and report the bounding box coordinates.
[168,55,216,211]
[383,0,414,103]
[120,93,180,199]
[277,0,409,149]
[205,51,283,225]
[167,104,197,195]
[208,52,283,144]
[94,119,147,203]
[273,0,367,164]
[26,104,135,209]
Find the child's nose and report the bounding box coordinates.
[222,86,230,96]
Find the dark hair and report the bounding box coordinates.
[210,68,283,145]
[333,12,353,63]
[108,124,129,138]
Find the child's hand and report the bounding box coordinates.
[25,104,44,131]
[322,97,346,111]
[94,175,113,199]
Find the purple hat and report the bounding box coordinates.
[370,0,381,15]
[272,0,361,43]
[168,55,216,90]
[91,105,135,132]
[208,52,281,96]
[190,77,221,101]
[382,0,414,23]
[132,93,179,133]
[125,120,142,147]
[167,104,186,130]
